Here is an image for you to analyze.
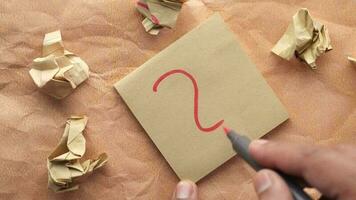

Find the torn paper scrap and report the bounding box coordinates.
[29,31,89,99]
[136,0,185,35]
[348,56,356,65]
[271,8,332,69]
[47,116,108,193]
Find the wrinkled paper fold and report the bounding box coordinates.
[136,0,185,35]
[348,56,356,65]
[47,116,108,193]
[272,8,332,69]
[29,31,89,99]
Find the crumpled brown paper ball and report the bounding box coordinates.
[29,30,90,99]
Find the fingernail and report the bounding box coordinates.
[175,181,194,199]
[250,139,268,149]
[255,172,272,194]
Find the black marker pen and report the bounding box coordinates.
[224,127,312,200]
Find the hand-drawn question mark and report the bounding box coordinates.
[152,69,224,133]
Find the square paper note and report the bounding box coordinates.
[115,14,288,182]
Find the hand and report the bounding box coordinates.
[172,180,198,200]
[249,140,356,200]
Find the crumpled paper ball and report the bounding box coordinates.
[29,30,89,99]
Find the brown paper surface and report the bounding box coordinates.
[0,0,355,199]
[115,14,288,182]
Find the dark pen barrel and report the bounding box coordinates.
[226,130,312,200]
[227,132,261,171]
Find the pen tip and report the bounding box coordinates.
[223,126,231,135]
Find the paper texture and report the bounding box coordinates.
[348,56,356,65]
[115,14,288,182]
[47,116,108,193]
[29,30,89,99]
[136,0,185,35]
[272,8,332,69]
[2,0,355,199]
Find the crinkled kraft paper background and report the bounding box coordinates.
[1,0,355,199]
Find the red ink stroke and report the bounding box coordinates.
[150,15,160,25]
[153,69,224,133]
[136,1,149,10]
[136,1,160,24]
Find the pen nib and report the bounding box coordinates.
[223,126,231,135]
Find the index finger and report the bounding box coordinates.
[248,140,356,199]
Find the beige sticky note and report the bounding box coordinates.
[136,0,184,35]
[272,8,332,69]
[29,31,89,99]
[47,116,108,193]
[114,14,288,182]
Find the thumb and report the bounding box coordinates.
[172,180,198,200]
[253,169,293,200]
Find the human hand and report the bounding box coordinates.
[249,140,356,200]
[172,180,198,200]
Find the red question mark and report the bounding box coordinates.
[153,69,224,133]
